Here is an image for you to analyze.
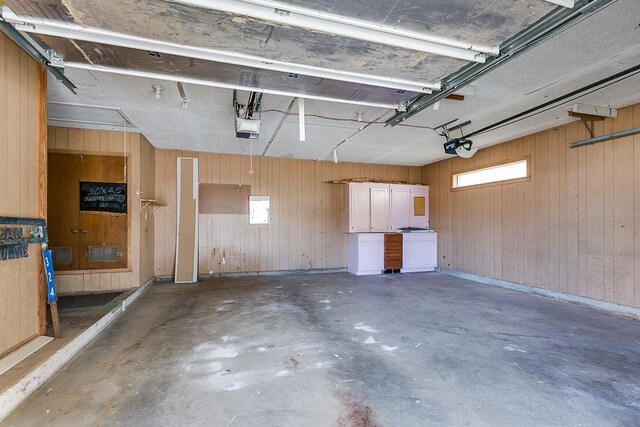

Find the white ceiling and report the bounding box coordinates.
[43,0,640,166]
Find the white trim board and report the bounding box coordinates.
[438,268,640,319]
[0,337,53,376]
[0,277,154,422]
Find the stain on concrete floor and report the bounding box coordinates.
[4,273,640,426]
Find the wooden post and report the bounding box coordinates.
[36,64,48,336]
[49,301,61,339]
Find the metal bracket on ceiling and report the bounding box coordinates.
[0,16,77,93]
[433,118,459,139]
[47,49,65,68]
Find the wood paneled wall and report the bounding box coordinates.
[48,127,155,293]
[154,151,422,276]
[0,33,47,355]
[422,103,640,308]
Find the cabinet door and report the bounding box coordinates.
[370,185,390,232]
[403,240,422,269]
[421,239,438,268]
[349,184,370,232]
[390,187,411,230]
[410,187,429,228]
[359,240,384,272]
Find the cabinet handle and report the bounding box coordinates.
[81,229,88,234]
[71,229,79,234]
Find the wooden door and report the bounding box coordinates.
[47,153,128,271]
[79,155,127,269]
[48,153,81,270]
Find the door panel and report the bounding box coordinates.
[80,212,128,269]
[410,188,429,228]
[78,155,128,269]
[390,187,411,230]
[349,185,370,232]
[47,153,128,271]
[48,153,81,270]
[370,185,390,232]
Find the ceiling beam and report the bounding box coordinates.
[64,62,399,109]
[169,0,496,62]
[1,9,438,93]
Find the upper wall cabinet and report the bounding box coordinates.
[390,184,429,230]
[409,186,429,229]
[345,183,428,233]
[345,183,391,232]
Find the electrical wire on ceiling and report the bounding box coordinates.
[261,109,434,129]
[316,109,397,162]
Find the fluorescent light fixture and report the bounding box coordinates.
[298,97,305,142]
[543,0,575,7]
[1,9,438,93]
[64,62,399,109]
[171,0,497,62]
[332,149,338,164]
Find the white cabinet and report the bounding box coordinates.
[389,184,429,230]
[345,183,390,233]
[345,182,428,233]
[347,233,384,275]
[402,232,437,272]
[409,187,429,229]
[390,185,411,231]
[369,184,390,232]
[348,183,371,232]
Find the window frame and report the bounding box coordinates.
[450,155,531,191]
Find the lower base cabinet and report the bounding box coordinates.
[347,233,384,275]
[402,232,437,272]
[347,232,437,275]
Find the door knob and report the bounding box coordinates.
[71,229,79,234]
[81,229,88,234]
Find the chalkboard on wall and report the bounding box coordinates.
[79,182,127,213]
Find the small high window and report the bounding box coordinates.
[452,157,529,190]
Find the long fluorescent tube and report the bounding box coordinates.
[64,62,399,109]
[1,10,438,93]
[171,0,496,62]
[543,0,575,7]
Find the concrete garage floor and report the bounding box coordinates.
[4,273,640,426]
